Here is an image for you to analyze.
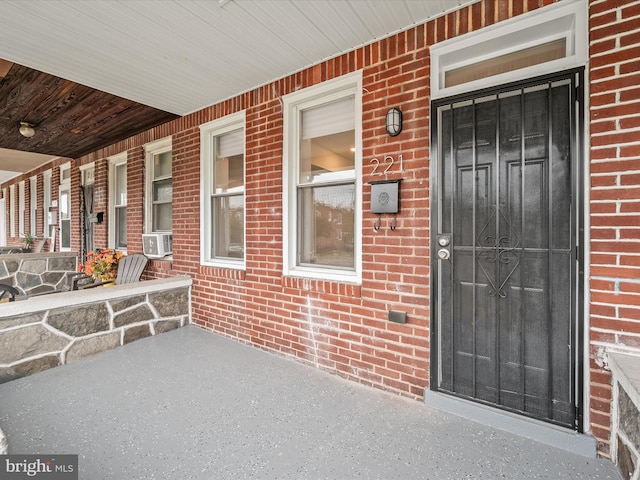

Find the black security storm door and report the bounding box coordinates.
[81,184,94,257]
[432,71,583,428]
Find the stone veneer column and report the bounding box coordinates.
[609,353,640,479]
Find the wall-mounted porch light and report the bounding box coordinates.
[385,107,402,137]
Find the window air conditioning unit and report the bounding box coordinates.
[142,233,172,258]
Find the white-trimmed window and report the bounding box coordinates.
[43,170,52,238]
[59,163,71,251]
[145,137,172,233]
[200,112,245,266]
[109,153,128,251]
[18,181,25,238]
[282,72,362,282]
[9,185,16,238]
[30,176,37,237]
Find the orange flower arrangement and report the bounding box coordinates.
[81,248,124,281]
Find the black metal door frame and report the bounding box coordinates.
[429,68,585,431]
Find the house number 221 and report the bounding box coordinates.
[370,154,403,175]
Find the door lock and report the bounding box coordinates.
[437,248,450,260]
[436,234,451,260]
[438,236,450,247]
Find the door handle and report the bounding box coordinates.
[437,248,450,260]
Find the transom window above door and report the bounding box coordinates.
[430,0,587,99]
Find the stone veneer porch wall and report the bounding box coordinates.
[609,353,640,480]
[0,252,78,296]
[0,276,192,384]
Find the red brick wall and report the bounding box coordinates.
[126,146,145,256]
[92,157,109,251]
[589,0,640,457]
[69,162,81,254]
[171,125,201,277]
[35,175,42,239]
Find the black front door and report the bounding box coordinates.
[432,72,582,428]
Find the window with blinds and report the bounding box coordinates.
[144,137,172,234]
[109,154,128,250]
[298,96,356,269]
[282,71,362,282]
[212,128,245,260]
[200,111,246,266]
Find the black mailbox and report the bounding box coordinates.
[370,180,400,214]
[88,212,104,224]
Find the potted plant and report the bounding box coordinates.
[81,248,124,282]
[22,232,35,252]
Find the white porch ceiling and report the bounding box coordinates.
[0,0,476,116]
[0,149,57,184]
[0,0,477,180]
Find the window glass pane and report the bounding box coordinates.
[299,98,355,185]
[298,183,355,268]
[115,206,127,249]
[10,186,15,238]
[115,164,127,206]
[30,179,37,236]
[153,179,172,203]
[61,220,70,248]
[215,153,244,194]
[60,190,70,219]
[212,195,244,258]
[60,186,71,249]
[82,167,95,185]
[153,203,172,231]
[445,38,566,88]
[43,173,51,235]
[299,130,355,184]
[154,151,172,179]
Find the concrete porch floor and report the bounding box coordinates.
[0,325,622,479]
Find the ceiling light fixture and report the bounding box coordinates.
[19,122,35,138]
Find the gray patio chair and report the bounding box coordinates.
[71,253,149,290]
[34,238,46,253]
[0,284,20,302]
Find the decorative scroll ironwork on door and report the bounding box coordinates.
[476,207,520,299]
